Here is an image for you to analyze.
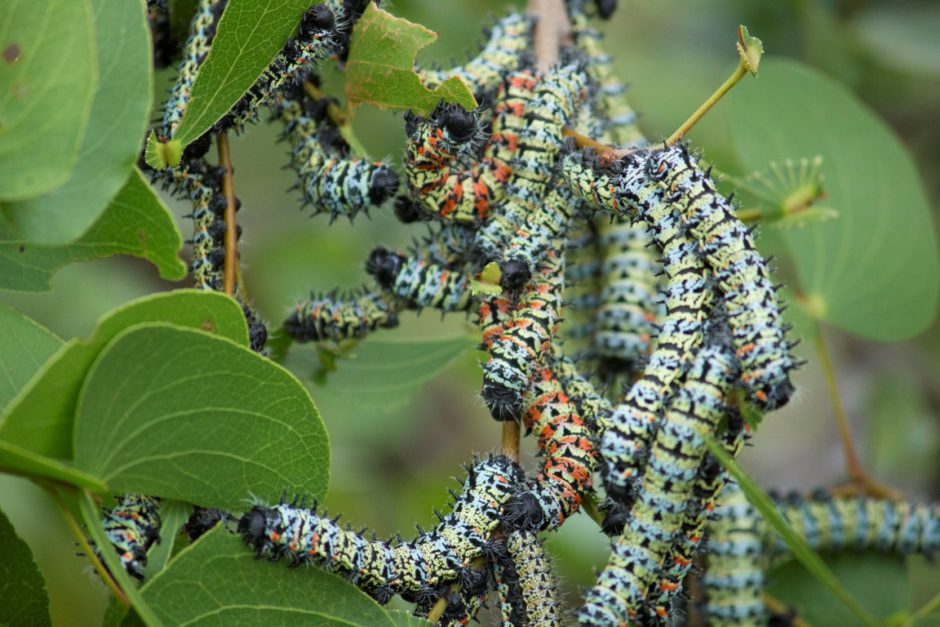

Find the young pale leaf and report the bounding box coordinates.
[0,0,97,200]
[73,324,329,510]
[730,58,939,341]
[0,507,51,627]
[139,527,396,626]
[171,0,313,147]
[0,168,186,292]
[345,3,477,115]
[143,500,193,580]
[0,303,61,410]
[704,436,879,627]
[2,0,152,244]
[0,290,248,460]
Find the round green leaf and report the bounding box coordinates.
[729,57,939,341]
[3,0,152,243]
[294,335,473,440]
[0,507,50,627]
[74,324,329,510]
[768,554,910,626]
[0,290,247,459]
[139,527,395,626]
[0,302,61,410]
[0,168,187,293]
[0,0,97,200]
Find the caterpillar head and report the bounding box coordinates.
[299,4,335,35]
[594,0,617,19]
[365,247,406,287]
[368,166,400,206]
[502,492,544,532]
[393,195,424,223]
[238,506,276,553]
[499,257,532,292]
[482,381,525,422]
[431,102,480,145]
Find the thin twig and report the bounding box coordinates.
[216,132,238,297]
[666,64,747,147]
[502,421,521,463]
[527,0,571,71]
[815,328,900,500]
[46,486,129,605]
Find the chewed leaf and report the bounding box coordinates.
[471,262,503,297]
[345,4,477,115]
[736,25,763,75]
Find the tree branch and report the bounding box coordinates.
[216,132,238,297]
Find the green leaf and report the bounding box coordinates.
[768,554,909,626]
[0,440,107,491]
[144,500,193,580]
[0,303,61,410]
[2,0,152,243]
[139,527,395,626]
[704,436,880,627]
[0,290,247,459]
[345,3,477,115]
[729,58,940,341]
[0,0,97,200]
[171,0,313,146]
[296,335,473,439]
[0,506,51,627]
[0,168,187,292]
[73,324,329,510]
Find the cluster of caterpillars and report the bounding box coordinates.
[102,1,940,625]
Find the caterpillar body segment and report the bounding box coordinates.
[101,494,162,581]
[161,0,226,138]
[482,247,565,421]
[645,145,796,411]
[275,91,399,222]
[283,289,398,344]
[579,341,737,625]
[504,365,596,532]
[239,456,523,606]
[366,247,474,313]
[493,531,562,626]
[419,13,535,96]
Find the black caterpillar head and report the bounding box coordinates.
[368,166,399,206]
[238,506,274,551]
[365,247,406,287]
[393,195,424,223]
[300,4,335,35]
[498,257,532,292]
[594,0,617,19]
[431,102,479,145]
[482,382,524,422]
[502,492,544,532]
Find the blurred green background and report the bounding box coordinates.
[2,0,939,624]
